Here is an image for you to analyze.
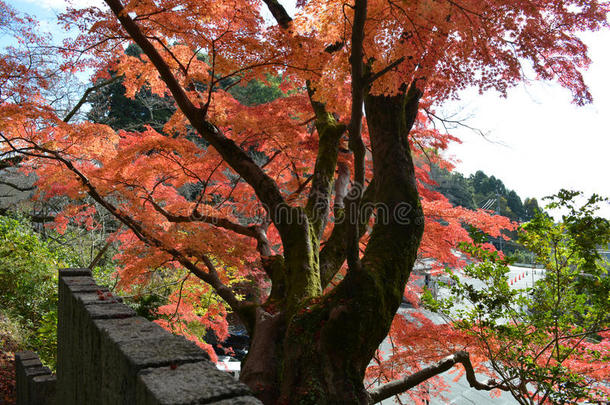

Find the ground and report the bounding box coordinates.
[0,318,19,405]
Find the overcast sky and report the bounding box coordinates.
[443,29,610,218]
[7,0,610,218]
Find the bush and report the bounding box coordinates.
[0,215,74,367]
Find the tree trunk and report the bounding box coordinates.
[240,86,425,404]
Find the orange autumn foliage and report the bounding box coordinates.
[1,0,608,403]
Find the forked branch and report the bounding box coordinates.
[367,351,509,404]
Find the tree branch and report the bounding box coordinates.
[146,196,273,257]
[345,0,369,271]
[0,180,35,192]
[368,351,508,404]
[105,0,290,241]
[368,57,405,84]
[261,0,293,28]
[1,133,253,326]
[304,84,346,239]
[63,76,120,123]
[148,197,257,237]
[319,179,375,288]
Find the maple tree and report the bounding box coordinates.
[1,0,609,403]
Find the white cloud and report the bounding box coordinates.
[443,30,610,218]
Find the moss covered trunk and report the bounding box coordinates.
[240,87,424,404]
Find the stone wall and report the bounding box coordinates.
[14,351,55,405]
[17,268,262,405]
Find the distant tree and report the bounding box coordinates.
[488,175,506,196]
[471,170,492,196]
[433,168,530,222]
[87,45,175,132]
[87,79,175,132]
[524,197,542,221]
[430,165,476,209]
[506,190,525,221]
[228,75,285,106]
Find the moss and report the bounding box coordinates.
[281,207,322,314]
[277,272,398,404]
[264,255,287,307]
[305,113,345,238]
[236,302,258,335]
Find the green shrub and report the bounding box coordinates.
[0,215,74,367]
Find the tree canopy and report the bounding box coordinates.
[0,0,608,403]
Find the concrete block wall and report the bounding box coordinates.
[52,267,262,405]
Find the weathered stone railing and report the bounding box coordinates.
[16,268,261,405]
